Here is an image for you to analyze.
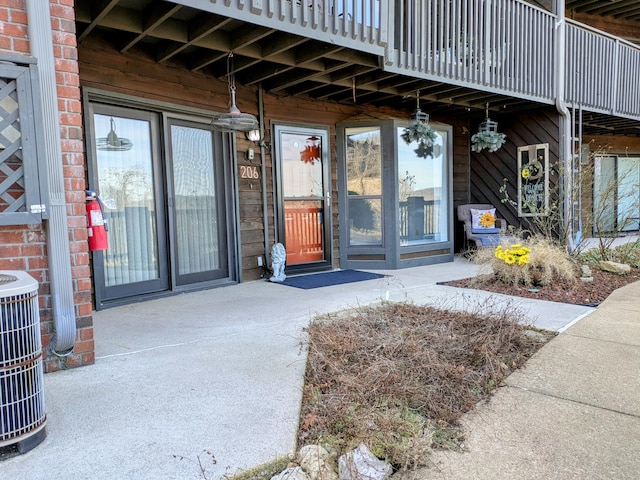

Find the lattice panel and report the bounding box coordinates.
[0,77,25,214]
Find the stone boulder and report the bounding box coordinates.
[338,444,393,480]
[298,445,339,480]
[598,260,631,275]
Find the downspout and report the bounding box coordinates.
[554,0,576,252]
[258,84,270,267]
[26,1,76,354]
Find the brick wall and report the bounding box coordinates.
[0,0,94,372]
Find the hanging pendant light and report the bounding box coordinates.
[96,117,133,151]
[211,53,259,132]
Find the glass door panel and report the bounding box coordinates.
[93,111,168,299]
[397,126,449,245]
[276,126,331,267]
[345,127,383,246]
[594,155,617,233]
[617,157,640,231]
[169,122,227,284]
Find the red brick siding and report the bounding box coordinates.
[0,0,94,372]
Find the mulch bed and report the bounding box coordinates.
[444,267,640,306]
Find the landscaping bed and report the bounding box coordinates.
[297,301,553,470]
[444,267,640,306]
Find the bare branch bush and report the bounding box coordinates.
[298,301,552,469]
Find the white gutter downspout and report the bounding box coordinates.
[26,1,76,354]
[555,0,576,252]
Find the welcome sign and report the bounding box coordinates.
[517,143,550,217]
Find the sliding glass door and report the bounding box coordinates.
[91,107,169,301]
[168,120,228,285]
[88,101,235,308]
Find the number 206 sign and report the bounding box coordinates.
[240,165,259,179]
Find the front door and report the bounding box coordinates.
[274,124,332,272]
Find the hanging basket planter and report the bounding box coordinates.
[471,105,507,153]
[401,95,438,159]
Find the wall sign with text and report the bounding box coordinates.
[517,143,549,217]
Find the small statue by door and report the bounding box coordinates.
[270,242,287,283]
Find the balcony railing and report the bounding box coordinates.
[194,0,389,54]
[386,0,557,103]
[190,0,640,120]
[566,20,640,119]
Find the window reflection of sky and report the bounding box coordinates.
[397,128,445,191]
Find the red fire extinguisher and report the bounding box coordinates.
[86,190,109,251]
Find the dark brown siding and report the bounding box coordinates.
[467,107,560,235]
[80,43,476,281]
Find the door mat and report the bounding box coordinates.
[279,269,385,290]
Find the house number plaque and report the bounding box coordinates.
[240,165,260,179]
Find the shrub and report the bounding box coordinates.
[578,239,640,268]
[473,235,577,287]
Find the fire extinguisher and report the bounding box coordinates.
[86,190,109,251]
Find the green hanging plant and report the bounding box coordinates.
[471,104,507,153]
[401,120,438,158]
[471,130,507,153]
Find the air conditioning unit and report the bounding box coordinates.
[0,271,46,455]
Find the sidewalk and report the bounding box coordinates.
[428,279,640,480]
[1,257,604,479]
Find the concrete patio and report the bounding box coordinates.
[0,257,604,479]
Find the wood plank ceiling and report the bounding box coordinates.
[567,0,640,21]
[74,0,640,135]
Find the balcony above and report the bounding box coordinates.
[73,0,640,131]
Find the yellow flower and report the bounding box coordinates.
[495,243,531,267]
[522,167,531,179]
[480,211,495,228]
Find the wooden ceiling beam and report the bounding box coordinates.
[157,15,234,63]
[77,0,120,42]
[120,2,182,53]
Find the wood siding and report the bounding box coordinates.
[467,107,560,236]
[79,42,477,282]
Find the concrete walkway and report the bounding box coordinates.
[428,279,640,480]
[0,257,609,479]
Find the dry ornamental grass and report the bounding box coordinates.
[297,301,553,470]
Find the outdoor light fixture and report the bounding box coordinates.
[211,53,259,133]
[246,129,261,142]
[96,117,133,151]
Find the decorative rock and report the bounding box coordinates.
[598,260,631,275]
[338,444,393,480]
[271,466,312,480]
[580,264,592,278]
[298,445,339,480]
